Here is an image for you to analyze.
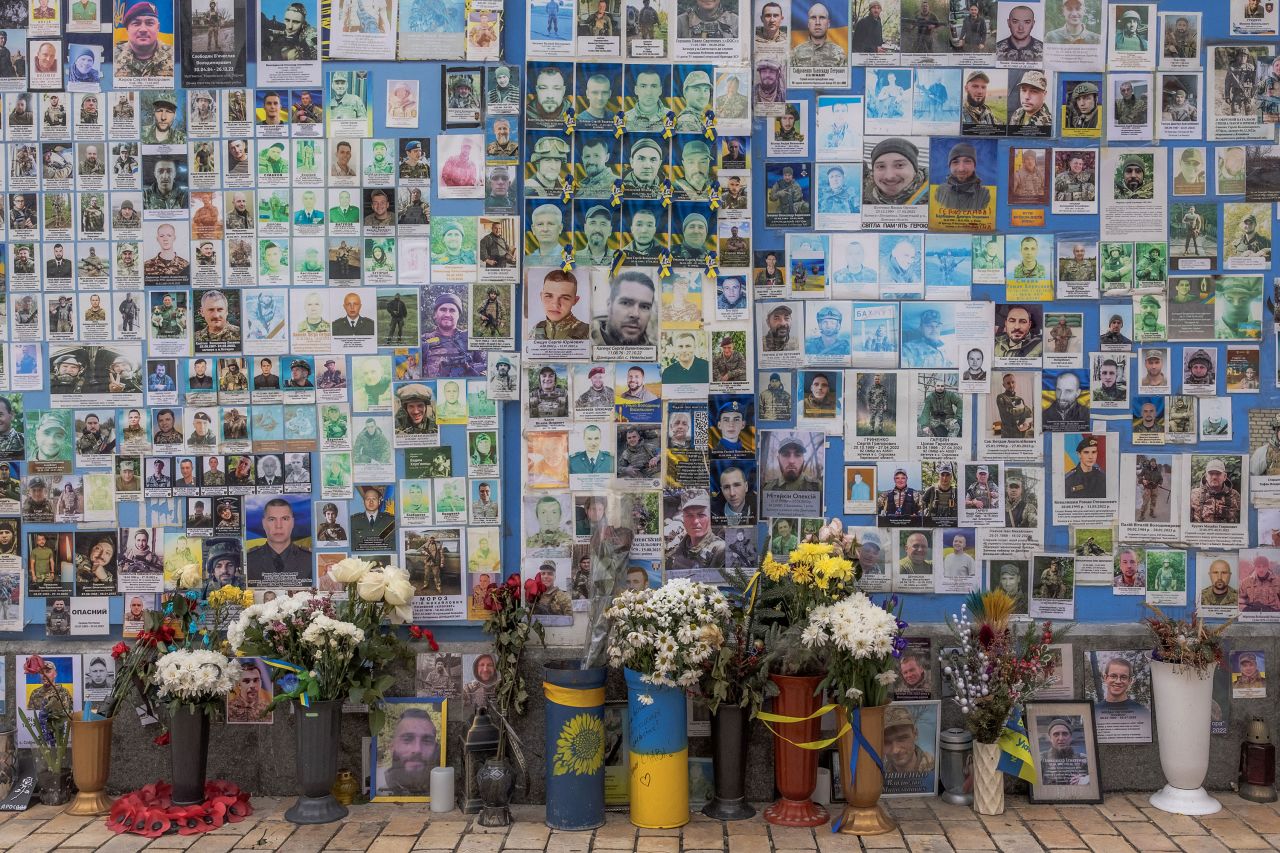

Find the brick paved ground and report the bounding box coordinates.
[6,792,1280,852]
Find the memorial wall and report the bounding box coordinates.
[0,0,1276,760]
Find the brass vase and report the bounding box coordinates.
[834,706,896,836]
[67,713,114,815]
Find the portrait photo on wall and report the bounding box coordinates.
[1025,701,1103,804]
[369,696,447,802]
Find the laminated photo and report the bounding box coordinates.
[881,701,940,798]
[1050,432,1118,526]
[848,0,898,66]
[1030,554,1074,619]
[1195,553,1236,622]
[1208,45,1271,141]
[1088,650,1151,743]
[909,370,967,463]
[1107,4,1156,71]
[979,371,1041,461]
[1184,454,1248,550]
[1158,11,1200,71]
[1042,0,1103,71]
[935,529,978,594]
[1069,524,1113,585]
[962,69,1007,139]
[786,0,847,88]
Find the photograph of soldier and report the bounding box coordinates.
[114,0,175,83]
[1189,456,1242,526]
[919,462,958,526]
[764,162,811,227]
[616,425,660,479]
[665,490,724,576]
[1042,370,1089,431]
[592,268,657,349]
[758,371,793,421]
[854,373,895,437]
[789,1,847,78]
[1162,13,1197,60]
[675,0,739,41]
[1005,148,1048,205]
[1131,399,1164,439]
[526,62,570,129]
[993,304,1043,361]
[881,703,939,797]
[623,64,669,133]
[1240,551,1280,614]
[916,375,961,438]
[1214,275,1263,338]
[1161,75,1199,124]
[1062,434,1106,499]
[961,70,1004,136]
[1008,69,1051,136]
[877,466,921,524]
[1004,470,1037,528]
[863,137,928,206]
[1193,557,1238,612]
[996,3,1043,62]
[900,0,945,53]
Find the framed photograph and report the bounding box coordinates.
[369,696,447,802]
[1026,700,1103,804]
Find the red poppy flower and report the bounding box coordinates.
[153,731,171,747]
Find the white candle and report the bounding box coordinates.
[814,768,832,806]
[430,766,455,813]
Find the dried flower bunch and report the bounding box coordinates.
[942,589,1068,743]
[1142,602,1233,673]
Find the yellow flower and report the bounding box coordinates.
[761,556,788,582]
[790,562,814,585]
[553,713,605,776]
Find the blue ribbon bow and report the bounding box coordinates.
[832,707,884,833]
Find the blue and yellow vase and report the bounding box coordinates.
[624,667,689,829]
[544,661,608,831]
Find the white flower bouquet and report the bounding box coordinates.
[153,649,239,714]
[606,579,730,688]
[230,560,413,732]
[799,593,908,709]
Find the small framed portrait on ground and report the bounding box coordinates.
[1026,700,1103,804]
[369,696,448,802]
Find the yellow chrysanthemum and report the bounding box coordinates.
[553,713,605,776]
[789,543,829,564]
[761,555,789,582]
[790,562,814,585]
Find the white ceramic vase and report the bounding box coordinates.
[1149,658,1221,816]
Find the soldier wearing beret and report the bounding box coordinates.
[713,336,746,383]
[575,365,613,408]
[115,0,174,80]
[1064,436,1105,499]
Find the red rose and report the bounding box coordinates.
[112,642,130,659]
[153,731,171,747]
[22,655,44,675]
[524,575,546,602]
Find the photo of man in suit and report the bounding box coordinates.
[350,485,395,551]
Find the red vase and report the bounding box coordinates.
[764,673,829,827]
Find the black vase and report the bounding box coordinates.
[476,757,516,827]
[704,704,755,821]
[169,706,210,806]
[284,699,349,825]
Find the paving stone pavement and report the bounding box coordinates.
[7,792,1280,851]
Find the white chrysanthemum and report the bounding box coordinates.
[153,649,239,702]
[329,557,374,585]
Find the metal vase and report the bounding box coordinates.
[169,706,210,806]
[543,660,607,831]
[285,699,349,825]
[476,756,517,827]
[67,713,114,815]
[703,704,755,821]
[624,668,689,829]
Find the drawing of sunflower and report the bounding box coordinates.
[553,712,605,776]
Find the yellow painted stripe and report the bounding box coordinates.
[543,683,606,708]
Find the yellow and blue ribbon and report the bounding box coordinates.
[707,181,721,211]
[660,180,673,208]
[613,111,625,138]
[658,249,672,278]
[560,177,575,204]
[563,105,576,135]
[703,251,719,280]
[832,707,884,833]
[611,250,628,274]
[702,109,716,141]
[263,659,313,708]
[609,179,624,207]
[997,709,1037,783]
[560,245,576,272]
[662,110,675,138]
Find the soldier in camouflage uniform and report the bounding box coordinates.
[995,373,1033,438]
[1116,153,1157,199]
[575,366,613,408]
[674,70,712,133]
[1054,154,1095,202]
[114,0,174,80]
[529,366,569,418]
[918,379,962,437]
[791,2,844,66]
[1190,458,1241,524]
[920,462,958,525]
[143,157,184,209]
[865,374,890,435]
[194,290,240,345]
[668,492,725,571]
[491,358,517,394]
[618,426,659,478]
[1250,414,1280,476]
[759,373,790,420]
[1005,474,1037,527]
[423,291,481,377]
[767,166,805,216]
[1064,81,1099,128]
[722,175,747,210]
[962,71,996,127]
[1009,70,1052,128]
[1138,457,1164,519]
[1168,396,1193,433]
[395,384,437,435]
[399,140,430,180]
[775,104,804,140]
[1113,80,1147,125]
[676,0,738,39]
[712,337,745,383]
[527,496,573,549]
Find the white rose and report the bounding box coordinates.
[329,558,372,585]
[357,571,389,602]
[383,577,414,607]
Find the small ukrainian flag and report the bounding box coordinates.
[996,709,1037,783]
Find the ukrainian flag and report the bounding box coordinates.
[996,709,1037,783]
